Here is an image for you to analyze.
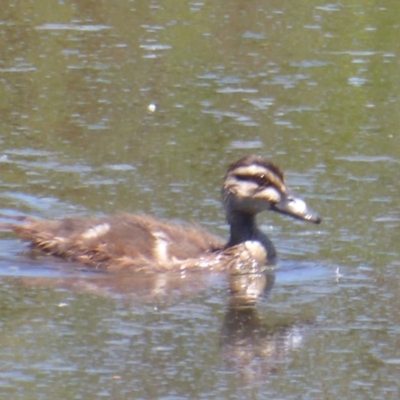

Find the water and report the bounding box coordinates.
[0,1,399,398]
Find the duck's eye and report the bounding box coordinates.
[254,174,269,186]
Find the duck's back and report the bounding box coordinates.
[13,213,224,271]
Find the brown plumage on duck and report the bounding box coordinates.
[10,155,321,272]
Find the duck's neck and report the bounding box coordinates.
[226,211,276,259]
[227,211,258,245]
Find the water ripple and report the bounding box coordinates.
[36,23,111,31]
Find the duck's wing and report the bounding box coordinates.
[13,213,224,271]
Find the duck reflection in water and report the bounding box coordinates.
[220,300,314,383]
[220,266,317,384]
[8,257,314,385]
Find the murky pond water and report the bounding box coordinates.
[1,1,400,398]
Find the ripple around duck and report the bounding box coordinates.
[0,240,334,303]
[274,260,334,286]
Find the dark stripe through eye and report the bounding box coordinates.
[235,174,270,186]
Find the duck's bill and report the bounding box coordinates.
[272,194,321,224]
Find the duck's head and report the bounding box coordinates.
[222,155,321,224]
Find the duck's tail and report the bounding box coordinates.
[0,214,36,230]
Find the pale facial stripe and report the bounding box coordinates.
[231,165,286,192]
[233,165,270,177]
[261,186,281,203]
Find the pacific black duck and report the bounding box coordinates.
[9,155,321,272]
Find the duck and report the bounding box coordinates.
[8,155,321,273]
